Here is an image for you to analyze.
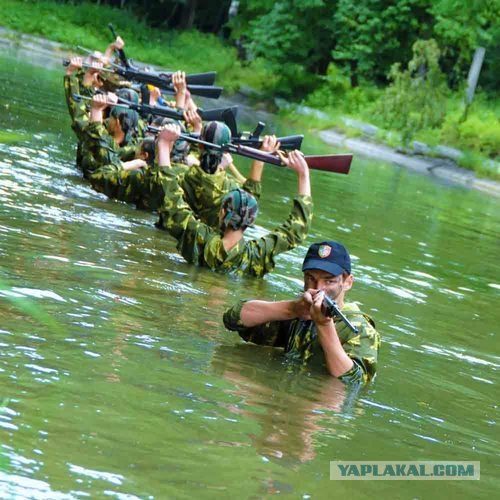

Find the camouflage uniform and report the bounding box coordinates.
[89,163,188,210]
[64,71,94,169]
[79,121,139,179]
[64,72,140,174]
[223,300,380,383]
[180,164,262,228]
[63,71,92,140]
[157,170,313,277]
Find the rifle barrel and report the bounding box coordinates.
[233,134,304,151]
[108,23,130,68]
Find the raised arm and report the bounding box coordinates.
[157,122,181,167]
[63,57,88,129]
[172,70,188,111]
[278,149,311,197]
[103,36,124,65]
[90,92,117,123]
[247,135,280,183]
[239,294,312,327]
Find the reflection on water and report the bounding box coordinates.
[0,52,499,498]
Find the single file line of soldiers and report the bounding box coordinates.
[63,33,380,383]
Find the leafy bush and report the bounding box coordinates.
[378,39,449,143]
[441,111,500,158]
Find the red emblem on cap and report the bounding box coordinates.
[318,244,331,258]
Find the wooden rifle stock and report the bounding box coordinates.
[303,155,353,174]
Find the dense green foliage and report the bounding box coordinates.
[232,0,499,94]
[379,39,449,142]
[6,0,498,94]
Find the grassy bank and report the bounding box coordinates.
[0,0,273,93]
[298,85,500,179]
[0,0,498,180]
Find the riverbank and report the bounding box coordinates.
[1,26,499,198]
[319,129,500,197]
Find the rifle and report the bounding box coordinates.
[75,45,220,98]
[230,121,304,150]
[63,59,114,73]
[108,62,222,99]
[108,23,130,69]
[321,295,359,333]
[146,125,353,174]
[72,94,238,133]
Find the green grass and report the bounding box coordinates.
[0,0,272,93]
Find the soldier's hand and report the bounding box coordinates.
[309,290,332,326]
[91,93,113,110]
[260,135,280,154]
[278,149,308,176]
[291,291,314,320]
[158,123,181,144]
[218,153,233,171]
[123,159,147,171]
[172,71,187,94]
[113,36,125,50]
[66,56,82,75]
[183,109,203,133]
[149,85,161,105]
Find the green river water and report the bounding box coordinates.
[0,52,499,499]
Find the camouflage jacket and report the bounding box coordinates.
[79,121,139,179]
[180,165,262,228]
[89,163,188,210]
[223,300,381,383]
[157,170,313,277]
[63,71,92,141]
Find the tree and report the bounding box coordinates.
[379,39,449,142]
[332,0,433,87]
[430,0,500,89]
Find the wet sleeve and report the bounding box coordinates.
[89,164,150,205]
[338,361,366,384]
[336,315,381,382]
[266,195,312,253]
[81,122,121,173]
[223,300,290,348]
[242,178,262,200]
[118,143,138,162]
[249,195,313,275]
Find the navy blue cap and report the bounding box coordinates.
[302,241,351,276]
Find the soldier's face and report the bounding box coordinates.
[303,269,352,301]
[107,116,119,134]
